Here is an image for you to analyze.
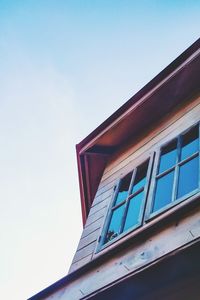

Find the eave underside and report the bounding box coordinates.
[77,40,200,224]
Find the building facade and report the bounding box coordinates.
[29,39,200,300]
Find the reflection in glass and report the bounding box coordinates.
[115,172,132,205]
[123,192,143,232]
[158,140,177,174]
[105,204,125,243]
[180,126,199,161]
[132,161,148,194]
[177,156,199,198]
[152,171,174,212]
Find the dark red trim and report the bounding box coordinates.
[76,38,200,225]
[77,38,200,150]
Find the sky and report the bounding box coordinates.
[0,1,199,299]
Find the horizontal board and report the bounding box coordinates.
[96,106,200,196]
[69,96,200,275]
[78,228,101,251]
[85,206,108,227]
[95,178,116,198]
[90,196,110,216]
[92,188,113,207]
[94,151,152,200]
[101,97,200,182]
[82,217,104,238]
[68,254,92,274]
[72,241,96,263]
[47,207,200,300]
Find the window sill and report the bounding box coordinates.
[94,191,200,258]
[147,188,199,221]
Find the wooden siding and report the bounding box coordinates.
[69,95,200,273]
[45,206,200,299]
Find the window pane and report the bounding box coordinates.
[180,126,199,161]
[131,161,149,194]
[105,204,125,243]
[123,191,144,232]
[158,140,177,174]
[177,156,199,199]
[152,171,174,212]
[115,172,132,205]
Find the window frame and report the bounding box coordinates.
[97,122,200,253]
[145,122,200,221]
[97,154,154,251]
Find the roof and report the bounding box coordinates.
[29,38,200,299]
[77,38,200,225]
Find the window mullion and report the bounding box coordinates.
[119,198,130,234]
[112,199,126,210]
[156,165,175,179]
[100,180,121,245]
[140,153,155,223]
[128,186,144,200]
[128,168,137,196]
[198,122,200,189]
[119,169,136,234]
[178,151,199,166]
[144,150,160,220]
[171,135,181,202]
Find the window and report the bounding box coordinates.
[148,123,200,217]
[102,158,153,246]
[99,123,200,249]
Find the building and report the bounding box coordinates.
[29,39,200,300]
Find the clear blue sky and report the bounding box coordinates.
[0,1,199,299]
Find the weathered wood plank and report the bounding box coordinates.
[85,206,107,228]
[82,217,104,238]
[68,254,92,274]
[91,188,113,207]
[69,95,200,279]
[97,115,200,194]
[101,96,200,182]
[72,241,97,264]
[94,178,116,198]
[44,207,200,300]
[95,151,151,198]
[90,196,110,216]
[103,95,200,173]
[77,228,101,251]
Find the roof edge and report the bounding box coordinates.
[77,38,200,151]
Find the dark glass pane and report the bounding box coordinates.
[158,140,177,174]
[105,204,125,243]
[115,172,132,205]
[177,156,199,199]
[123,191,144,232]
[152,171,174,212]
[180,126,199,161]
[131,161,149,194]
